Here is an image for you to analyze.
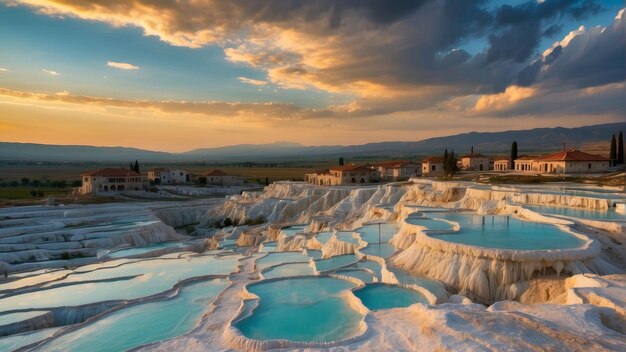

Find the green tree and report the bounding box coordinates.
[609,134,617,167]
[134,160,140,173]
[443,149,458,177]
[510,141,518,170]
[198,176,207,186]
[618,131,624,165]
[21,178,30,186]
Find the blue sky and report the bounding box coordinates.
[0,1,623,151]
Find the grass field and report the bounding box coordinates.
[0,186,73,200]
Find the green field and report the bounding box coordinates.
[0,186,73,200]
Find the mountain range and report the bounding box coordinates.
[1,122,623,162]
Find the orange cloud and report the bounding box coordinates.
[474,86,536,112]
[107,61,140,70]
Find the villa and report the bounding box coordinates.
[81,168,143,194]
[493,157,511,171]
[514,149,610,173]
[147,168,191,184]
[305,165,378,185]
[203,169,245,186]
[460,153,490,171]
[376,160,421,181]
[421,156,444,176]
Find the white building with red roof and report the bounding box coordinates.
[80,168,143,194]
[147,168,191,184]
[421,156,445,176]
[305,164,378,185]
[203,169,245,186]
[514,149,610,174]
[376,160,421,181]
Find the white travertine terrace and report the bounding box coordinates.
[1,179,624,351]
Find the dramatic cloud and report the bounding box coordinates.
[41,69,60,76]
[107,61,140,70]
[238,77,267,86]
[7,0,624,124]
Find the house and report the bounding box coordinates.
[376,160,421,181]
[493,157,511,171]
[535,149,609,173]
[460,153,490,171]
[514,150,610,173]
[148,168,191,184]
[305,165,378,185]
[203,169,245,186]
[421,156,444,176]
[81,168,143,194]
[514,155,538,172]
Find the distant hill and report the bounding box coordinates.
[1,122,623,162]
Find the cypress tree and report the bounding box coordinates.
[618,131,624,165]
[609,134,617,167]
[510,141,518,170]
[134,160,139,173]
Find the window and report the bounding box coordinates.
[588,163,591,170]
[431,165,436,171]
[180,172,183,176]
[84,177,88,182]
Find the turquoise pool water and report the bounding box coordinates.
[523,205,626,221]
[256,252,310,271]
[262,263,314,279]
[353,284,428,310]
[0,311,48,326]
[405,216,454,231]
[359,243,396,258]
[335,232,359,244]
[0,328,61,351]
[430,214,586,250]
[352,260,382,281]
[306,250,323,260]
[314,255,359,272]
[315,232,333,244]
[354,223,398,243]
[281,225,308,237]
[388,267,445,295]
[0,254,240,312]
[334,269,376,283]
[109,241,187,258]
[236,277,362,342]
[260,242,277,252]
[38,279,229,352]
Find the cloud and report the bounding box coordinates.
[0,68,8,72]
[0,87,336,122]
[107,61,140,70]
[8,0,623,123]
[475,86,537,112]
[238,77,267,86]
[41,69,60,76]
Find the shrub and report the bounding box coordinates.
[223,217,233,227]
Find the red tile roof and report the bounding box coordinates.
[422,156,444,163]
[204,169,231,176]
[329,165,376,172]
[539,150,609,162]
[81,168,140,177]
[377,160,419,168]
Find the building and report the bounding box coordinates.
[203,169,245,186]
[81,168,143,194]
[493,157,511,171]
[460,153,490,171]
[376,160,421,181]
[421,156,444,176]
[305,165,378,185]
[148,168,191,184]
[514,155,538,172]
[514,150,610,174]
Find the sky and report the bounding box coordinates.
[0,0,624,152]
